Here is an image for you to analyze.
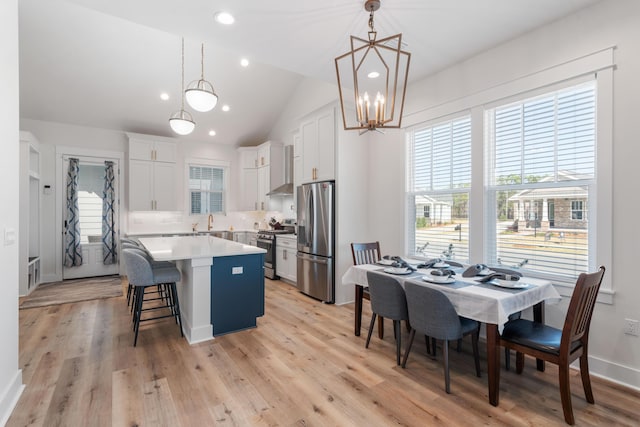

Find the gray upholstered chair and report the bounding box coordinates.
[499,266,605,425]
[121,244,174,307]
[365,271,409,365]
[120,237,141,247]
[123,249,183,346]
[401,282,481,393]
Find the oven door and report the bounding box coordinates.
[257,238,274,267]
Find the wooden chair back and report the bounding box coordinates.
[561,266,606,353]
[350,242,381,265]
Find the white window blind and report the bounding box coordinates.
[189,165,224,214]
[407,116,471,261]
[485,81,595,280]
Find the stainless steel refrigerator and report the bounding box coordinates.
[296,181,335,303]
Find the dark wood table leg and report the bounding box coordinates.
[355,285,363,336]
[487,323,500,406]
[533,301,546,372]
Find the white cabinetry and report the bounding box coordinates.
[300,106,335,183]
[238,147,259,210]
[293,132,302,208]
[128,136,177,211]
[247,231,258,247]
[19,131,41,296]
[276,235,297,283]
[237,141,283,211]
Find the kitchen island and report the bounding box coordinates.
[139,235,266,344]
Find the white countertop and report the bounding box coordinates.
[139,235,266,261]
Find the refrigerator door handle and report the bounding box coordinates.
[296,253,328,265]
[307,187,314,246]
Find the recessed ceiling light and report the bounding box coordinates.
[240,58,249,67]
[222,105,230,112]
[160,92,170,100]
[214,11,235,25]
[209,130,217,136]
[368,71,380,79]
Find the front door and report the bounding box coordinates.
[62,159,120,279]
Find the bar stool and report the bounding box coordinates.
[121,243,174,307]
[123,249,183,346]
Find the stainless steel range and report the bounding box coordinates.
[257,221,295,279]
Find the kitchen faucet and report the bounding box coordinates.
[208,214,214,231]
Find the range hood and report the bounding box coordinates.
[267,145,294,196]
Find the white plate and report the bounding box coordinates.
[384,267,412,275]
[422,276,455,284]
[377,259,395,266]
[491,279,528,289]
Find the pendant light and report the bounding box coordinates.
[185,43,218,112]
[169,38,195,135]
[335,0,411,133]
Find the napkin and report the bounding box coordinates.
[476,272,521,283]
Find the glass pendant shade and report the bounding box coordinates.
[185,79,218,112]
[169,110,195,135]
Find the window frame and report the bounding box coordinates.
[402,53,613,302]
[184,158,230,216]
[405,112,472,262]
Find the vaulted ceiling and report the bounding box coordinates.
[18,0,602,146]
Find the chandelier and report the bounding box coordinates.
[335,0,411,133]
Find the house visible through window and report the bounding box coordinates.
[485,81,595,279]
[406,116,471,261]
[189,165,225,214]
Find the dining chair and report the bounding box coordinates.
[351,242,385,338]
[402,282,481,394]
[365,271,409,365]
[499,266,605,425]
[123,249,183,346]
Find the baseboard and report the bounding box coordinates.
[583,355,640,392]
[0,369,24,426]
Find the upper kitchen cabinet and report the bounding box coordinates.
[129,138,176,163]
[238,147,259,211]
[300,105,335,183]
[237,141,283,211]
[127,134,177,211]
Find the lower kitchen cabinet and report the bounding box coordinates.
[276,236,297,283]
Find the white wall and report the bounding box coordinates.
[368,0,640,389]
[0,0,24,424]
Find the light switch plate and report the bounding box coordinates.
[232,266,243,275]
[4,228,16,246]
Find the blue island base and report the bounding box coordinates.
[210,253,265,336]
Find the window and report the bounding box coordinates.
[77,164,108,243]
[189,165,225,214]
[571,200,584,220]
[406,116,471,261]
[485,81,595,280]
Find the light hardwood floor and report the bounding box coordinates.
[9,278,640,426]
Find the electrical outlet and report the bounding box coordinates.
[623,319,639,336]
[232,266,243,275]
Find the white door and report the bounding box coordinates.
[62,159,120,279]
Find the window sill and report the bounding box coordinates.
[552,280,614,305]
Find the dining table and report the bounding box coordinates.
[341,261,562,406]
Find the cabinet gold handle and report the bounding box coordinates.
[283,250,287,260]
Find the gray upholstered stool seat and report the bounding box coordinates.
[123,249,183,346]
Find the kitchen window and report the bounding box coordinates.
[406,115,471,262]
[188,163,226,215]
